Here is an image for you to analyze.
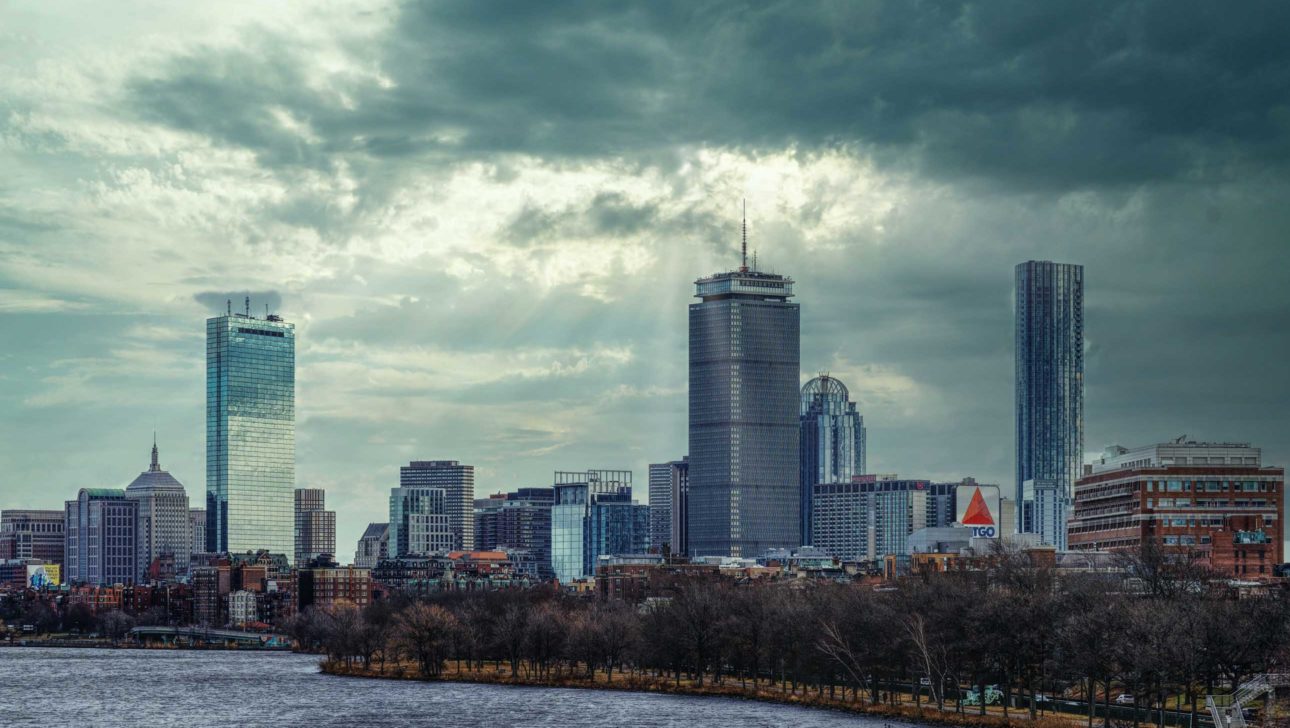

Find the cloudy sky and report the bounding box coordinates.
[2,1,1288,556]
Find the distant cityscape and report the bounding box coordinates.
[1,248,1283,632]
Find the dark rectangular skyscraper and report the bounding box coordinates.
[689,259,800,558]
[1015,261,1084,546]
[206,308,296,561]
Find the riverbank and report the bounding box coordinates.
[1,636,287,651]
[320,660,1076,728]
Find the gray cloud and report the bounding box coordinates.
[119,0,1290,192]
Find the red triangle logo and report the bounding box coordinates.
[961,488,994,526]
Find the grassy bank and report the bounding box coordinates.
[319,660,1078,728]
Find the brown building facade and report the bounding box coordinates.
[1069,441,1283,577]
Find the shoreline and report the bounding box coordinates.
[319,661,1073,728]
[0,639,289,652]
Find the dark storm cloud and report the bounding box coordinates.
[121,0,1290,190]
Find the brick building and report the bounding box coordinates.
[296,565,371,611]
[1069,440,1283,577]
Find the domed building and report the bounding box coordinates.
[799,374,867,546]
[126,439,191,581]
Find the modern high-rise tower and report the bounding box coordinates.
[399,460,474,551]
[799,374,866,546]
[206,305,296,562]
[688,210,800,557]
[1015,261,1083,547]
[294,488,336,566]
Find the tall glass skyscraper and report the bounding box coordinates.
[206,309,296,562]
[689,247,800,557]
[799,374,866,546]
[1015,261,1084,545]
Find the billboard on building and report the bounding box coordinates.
[956,484,1001,538]
[27,564,59,588]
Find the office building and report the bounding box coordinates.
[1069,440,1284,577]
[1015,260,1083,546]
[811,475,956,562]
[551,470,648,582]
[65,489,138,586]
[400,461,474,551]
[206,305,296,562]
[125,440,191,581]
[354,522,389,568]
[189,508,207,559]
[0,510,64,569]
[689,223,800,557]
[799,374,866,546]
[647,458,689,555]
[473,488,554,579]
[389,486,454,557]
[294,488,336,565]
[1022,479,1067,549]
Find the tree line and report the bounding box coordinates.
[292,544,1290,727]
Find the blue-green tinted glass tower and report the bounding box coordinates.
[689,242,800,558]
[799,374,866,546]
[206,308,296,562]
[550,470,644,582]
[1015,261,1083,542]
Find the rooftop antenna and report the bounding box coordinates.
[265,303,269,318]
[150,432,160,472]
[245,296,250,317]
[752,248,758,272]
[739,198,748,272]
[226,299,231,316]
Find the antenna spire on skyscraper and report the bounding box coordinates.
[740,198,748,272]
[150,432,160,472]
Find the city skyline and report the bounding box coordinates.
[3,2,1289,558]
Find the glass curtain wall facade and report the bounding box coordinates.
[689,268,800,557]
[551,470,636,582]
[799,375,866,546]
[1015,261,1083,541]
[206,311,295,562]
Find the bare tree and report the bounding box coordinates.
[394,602,459,678]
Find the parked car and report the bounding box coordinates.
[1032,693,1054,703]
[919,677,932,687]
[1115,694,1136,705]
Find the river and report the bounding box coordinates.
[0,648,909,727]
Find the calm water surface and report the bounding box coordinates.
[0,648,912,727]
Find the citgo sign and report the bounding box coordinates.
[956,484,1001,538]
